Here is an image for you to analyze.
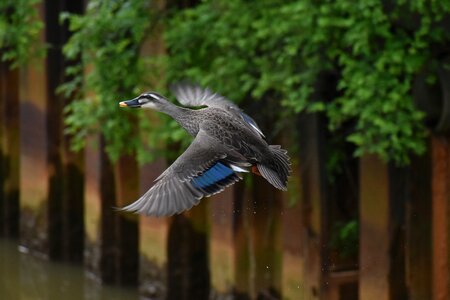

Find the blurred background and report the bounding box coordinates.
[1,0,450,299]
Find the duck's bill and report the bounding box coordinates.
[119,97,141,108]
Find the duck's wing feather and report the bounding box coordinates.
[171,83,239,110]
[171,83,265,138]
[120,129,249,217]
[239,111,265,138]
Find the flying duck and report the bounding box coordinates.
[119,84,291,216]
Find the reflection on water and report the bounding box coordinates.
[0,239,139,300]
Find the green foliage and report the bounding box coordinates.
[319,0,443,164]
[0,0,44,68]
[58,0,450,165]
[59,0,161,162]
[165,0,450,164]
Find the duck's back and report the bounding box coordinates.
[195,107,269,162]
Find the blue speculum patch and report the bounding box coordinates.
[192,162,234,189]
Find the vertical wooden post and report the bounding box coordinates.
[62,137,85,262]
[387,165,408,300]
[298,113,328,300]
[252,177,283,299]
[233,154,284,300]
[186,204,211,298]
[45,0,65,260]
[63,0,85,262]
[19,19,49,252]
[359,155,390,300]
[431,136,450,300]
[281,159,305,300]
[114,154,139,285]
[45,0,84,261]
[167,202,210,300]
[86,135,118,284]
[210,187,235,297]
[139,159,168,297]
[98,149,117,282]
[406,141,432,300]
[83,138,146,287]
[233,181,252,300]
[359,155,408,300]
[0,61,5,236]
[86,135,139,286]
[0,61,20,238]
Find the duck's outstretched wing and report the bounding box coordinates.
[171,83,239,110]
[171,83,265,138]
[120,129,249,217]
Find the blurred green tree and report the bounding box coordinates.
[60,0,450,165]
[165,0,450,164]
[59,0,166,162]
[0,0,44,68]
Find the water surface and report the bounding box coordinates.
[0,239,139,300]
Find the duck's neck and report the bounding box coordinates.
[157,100,199,136]
[157,99,184,116]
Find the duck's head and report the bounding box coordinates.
[119,92,167,110]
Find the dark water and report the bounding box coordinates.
[0,239,139,300]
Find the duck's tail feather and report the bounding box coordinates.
[257,145,291,191]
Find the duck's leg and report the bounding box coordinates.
[251,165,261,176]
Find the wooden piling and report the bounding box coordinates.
[139,159,168,298]
[233,181,252,300]
[45,0,84,262]
[232,171,283,300]
[84,135,140,286]
[210,187,235,296]
[431,136,450,300]
[84,135,117,283]
[298,113,328,300]
[387,165,408,300]
[114,153,139,285]
[359,155,409,300]
[359,155,390,300]
[406,141,432,300]
[281,159,305,300]
[0,61,20,238]
[167,202,210,300]
[19,2,49,251]
[252,177,283,299]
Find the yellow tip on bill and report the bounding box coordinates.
[119,101,127,107]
